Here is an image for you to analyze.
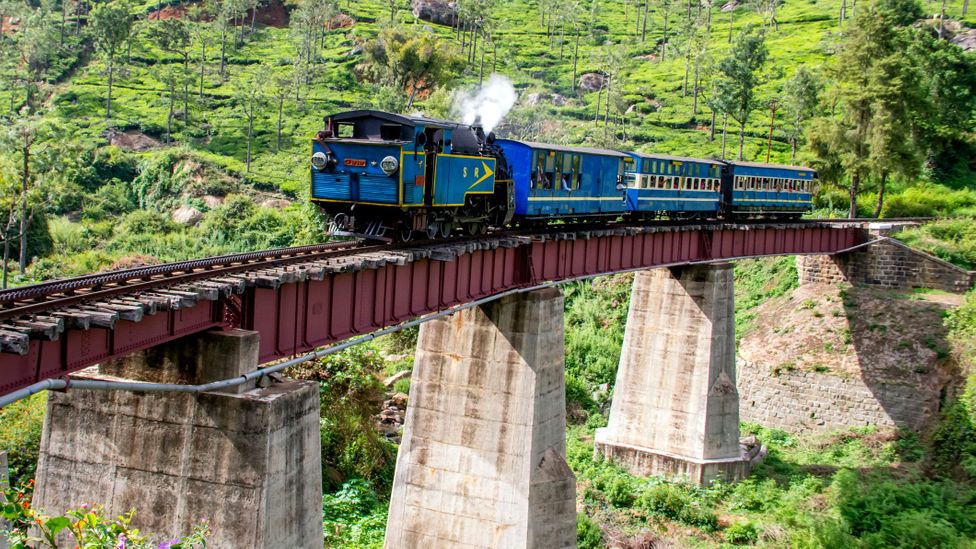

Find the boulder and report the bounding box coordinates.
[952,28,976,51]
[411,0,457,27]
[524,92,542,106]
[721,0,739,11]
[260,198,292,210]
[550,93,567,106]
[172,206,203,226]
[201,195,224,208]
[578,73,607,92]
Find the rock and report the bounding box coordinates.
[384,370,412,387]
[104,129,161,152]
[389,392,408,409]
[202,195,224,208]
[952,28,976,51]
[411,0,457,26]
[260,198,292,210]
[422,24,433,32]
[348,44,363,56]
[550,93,566,106]
[172,206,203,226]
[721,0,739,11]
[524,92,542,106]
[578,73,607,92]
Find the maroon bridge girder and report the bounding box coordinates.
[0,224,865,398]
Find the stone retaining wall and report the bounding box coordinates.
[797,238,975,293]
[737,358,944,433]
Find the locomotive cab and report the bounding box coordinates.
[311,110,503,241]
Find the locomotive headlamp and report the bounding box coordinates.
[311,151,330,171]
[380,155,399,175]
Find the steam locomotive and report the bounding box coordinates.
[310,110,816,242]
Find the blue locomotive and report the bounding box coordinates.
[310,110,815,241]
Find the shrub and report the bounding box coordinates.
[728,478,782,512]
[576,513,603,549]
[725,521,760,545]
[896,219,976,270]
[82,180,137,221]
[0,393,46,488]
[637,483,719,531]
[882,185,976,218]
[322,478,388,549]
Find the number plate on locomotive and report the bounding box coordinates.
[344,158,367,167]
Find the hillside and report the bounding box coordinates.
[0,0,973,284]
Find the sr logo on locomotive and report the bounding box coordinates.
[311,110,816,242]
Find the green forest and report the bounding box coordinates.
[0,0,975,545]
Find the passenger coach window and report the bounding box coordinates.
[572,155,581,189]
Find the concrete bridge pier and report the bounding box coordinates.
[385,288,577,549]
[31,329,324,548]
[595,264,754,485]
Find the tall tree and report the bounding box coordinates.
[807,3,926,218]
[235,66,266,173]
[712,27,768,160]
[781,66,821,163]
[150,18,192,123]
[361,28,462,109]
[90,1,132,119]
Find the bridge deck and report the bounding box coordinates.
[0,222,866,400]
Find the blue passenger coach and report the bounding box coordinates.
[622,153,724,217]
[727,161,816,217]
[495,140,629,219]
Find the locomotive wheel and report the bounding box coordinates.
[439,221,453,239]
[398,224,414,242]
[426,221,440,240]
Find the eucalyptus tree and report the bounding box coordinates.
[781,66,820,163]
[150,18,193,122]
[712,27,768,160]
[235,65,268,173]
[90,0,132,119]
[362,28,463,110]
[806,4,925,218]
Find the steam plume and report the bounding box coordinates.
[453,74,517,133]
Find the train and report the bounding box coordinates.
[309,110,816,242]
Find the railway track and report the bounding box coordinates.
[0,216,923,349]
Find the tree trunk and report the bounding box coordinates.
[106,53,114,118]
[167,80,175,142]
[183,56,190,122]
[479,37,486,84]
[595,87,602,125]
[389,0,395,22]
[790,136,797,163]
[765,104,776,162]
[709,108,716,141]
[60,1,66,46]
[738,119,745,160]
[849,171,859,219]
[277,94,284,151]
[250,3,257,34]
[18,137,28,274]
[2,235,9,289]
[662,12,669,57]
[939,0,946,39]
[728,7,733,42]
[572,30,580,93]
[682,42,691,96]
[220,21,227,76]
[641,0,650,40]
[604,74,612,137]
[873,171,887,218]
[851,0,857,18]
[839,0,846,25]
[770,0,777,30]
[246,101,253,173]
[239,14,246,46]
[721,114,728,157]
[963,0,969,18]
[199,40,206,98]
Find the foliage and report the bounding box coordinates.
[322,478,387,549]
[734,256,797,339]
[361,28,463,109]
[1,484,209,548]
[286,344,396,493]
[576,513,603,549]
[563,275,632,392]
[0,393,45,489]
[896,218,976,270]
[712,27,768,160]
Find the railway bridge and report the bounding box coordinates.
[0,221,872,548]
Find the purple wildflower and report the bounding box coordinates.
[157,540,180,549]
